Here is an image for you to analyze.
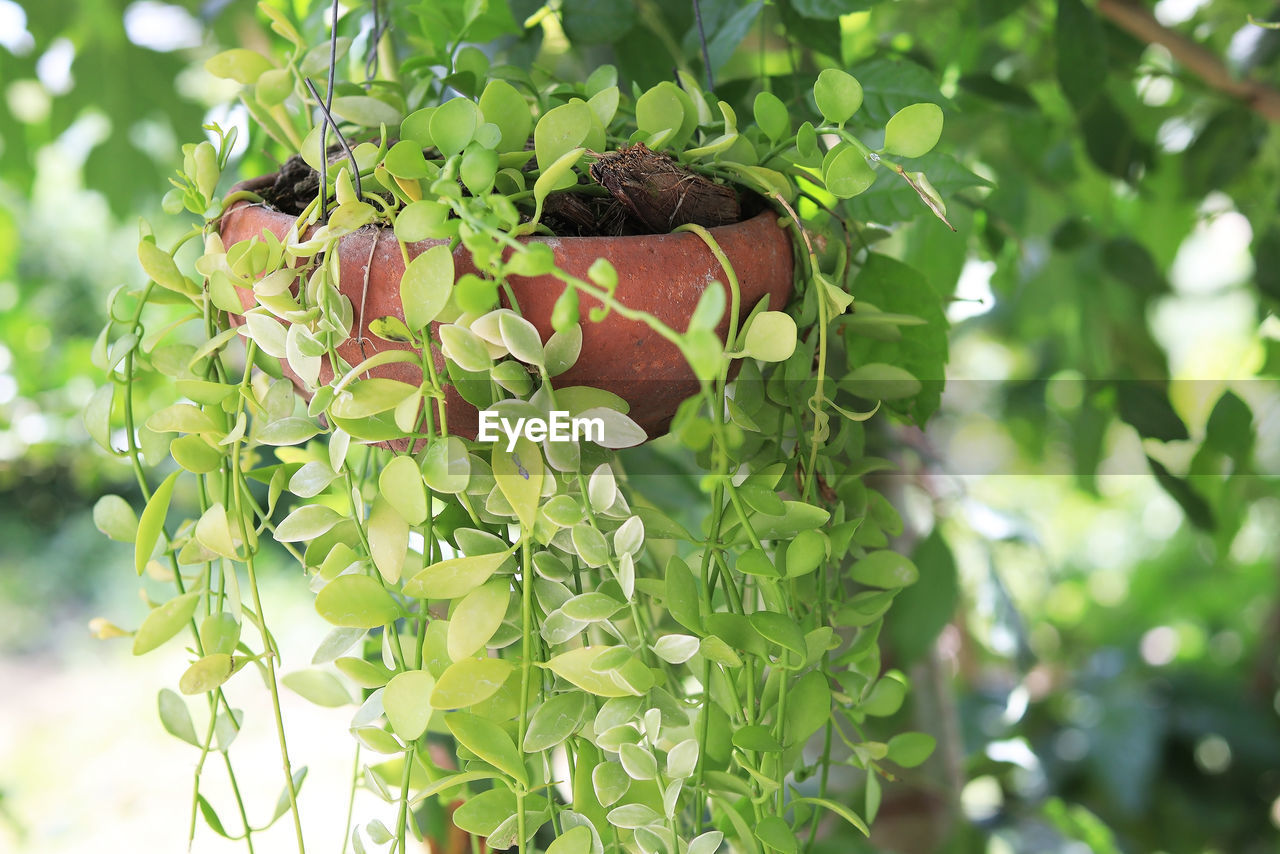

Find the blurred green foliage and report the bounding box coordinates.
[1,0,1278,852]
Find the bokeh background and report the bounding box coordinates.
[2,0,1279,852]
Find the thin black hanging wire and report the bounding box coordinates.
[364,0,390,82]
[309,0,364,222]
[692,0,714,91]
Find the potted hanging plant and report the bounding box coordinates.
[90,1,957,852]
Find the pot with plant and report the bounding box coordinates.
[90,2,957,852]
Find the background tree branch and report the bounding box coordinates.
[1097,0,1280,121]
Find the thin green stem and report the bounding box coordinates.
[517,535,534,854]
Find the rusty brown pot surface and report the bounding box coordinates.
[220,174,795,440]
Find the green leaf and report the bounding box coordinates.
[146,403,221,434]
[562,0,636,42]
[367,495,409,584]
[205,48,273,84]
[784,530,826,577]
[784,671,831,747]
[378,455,427,525]
[275,504,344,542]
[545,323,583,376]
[887,731,936,767]
[431,97,480,157]
[546,824,593,854]
[461,144,499,194]
[195,502,240,559]
[158,688,199,746]
[396,200,450,243]
[335,656,394,688]
[200,613,241,657]
[562,592,623,622]
[1056,0,1107,110]
[422,436,471,493]
[743,312,797,361]
[409,769,500,807]
[792,0,878,17]
[498,311,545,366]
[384,669,437,741]
[701,2,764,74]
[133,590,200,656]
[331,96,402,129]
[653,634,699,664]
[446,712,528,786]
[850,550,919,588]
[384,140,430,179]
[570,524,611,568]
[822,144,875,198]
[312,626,365,665]
[619,743,658,780]
[534,146,586,209]
[607,803,661,829]
[257,417,320,446]
[94,494,138,542]
[666,738,699,779]
[1204,390,1254,461]
[689,282,726,332]
[688,830,725,854]
[844,255,948,423]
[883,103,944,158]
[492,437,544,531]
[431,657,513,709]
[575,407,647,449]
[1147,456,1215,531]
[732,725,782,752]
[524,692,589,752]
[593,761,631,806]
[447,580,511,661]
[814,69,863,124]
[479,79,532,153]
[748,611,807,658]
[535,100,593,173]
[886,529,958,667]
[404,550,512,599]
[665,555,702,633]
[315,575,400,628]
[451,787,519,837]
[135,471,180,574]
[842,363,922,400]
[863,675,907,716]
[789,796,868,836]
[283,669,352,707]
[402,244,454,331]
[440,324,493,372]
[1117,383,1189,442]
[179,653,241,695]
[545,647,642,697]
[635,82,692,145]
[755,816,797,854]
[753,91,790,142]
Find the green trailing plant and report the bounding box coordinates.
[90,2,959,853]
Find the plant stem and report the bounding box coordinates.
[396,744,415,853]
[231,342,306,854]
[517,535,534,854]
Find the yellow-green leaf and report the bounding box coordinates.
[403,550,512,600]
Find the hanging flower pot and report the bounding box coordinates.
[220,169,794,441]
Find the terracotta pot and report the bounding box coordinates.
[220,174,795,440]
